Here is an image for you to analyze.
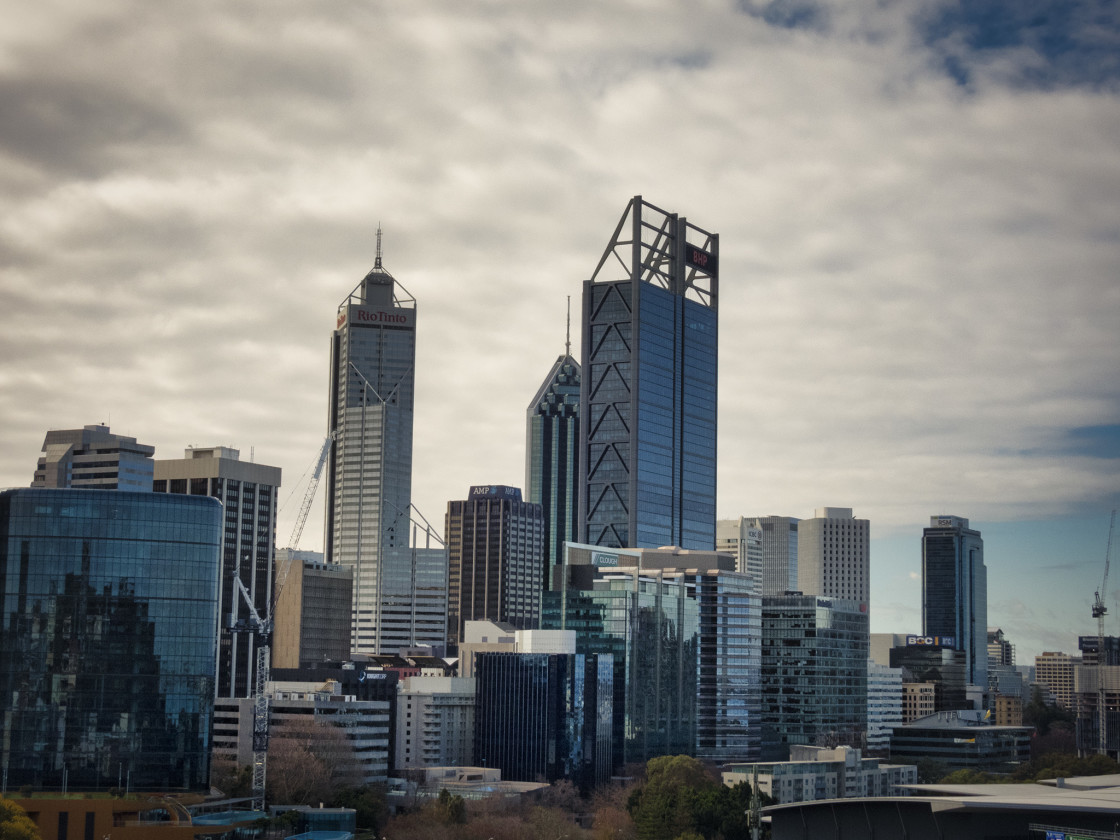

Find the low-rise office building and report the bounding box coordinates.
[722,745,916,804]
[889,709,1030,772]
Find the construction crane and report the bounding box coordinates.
[1092,509,1117,755]
[230,576,272,810]
[286,434,334,551]
[230,433,335,811]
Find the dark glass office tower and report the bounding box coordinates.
[445,485,544,650]
[579,196,718,550]
[325,242,417,654]
[526,350,580,579]
[473,651,613,789]
[922,515,987,689]
[0,488,221,792]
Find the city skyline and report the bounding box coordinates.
[1,2,1117,664]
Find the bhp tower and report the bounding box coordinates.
[579,196,719,550]
[326,243,417,654]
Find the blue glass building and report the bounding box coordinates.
[580,196,719,550]
[0,488,221,792]
[922,515,987,689]
[526,351,580,581]
[543,544,701,769]
[760,594,869,761]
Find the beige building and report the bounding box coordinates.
[272,549,353,668]
[796,507,870,604]
[903,682,937,723]
[994,694,1023,726]
[1036,651,1080,709]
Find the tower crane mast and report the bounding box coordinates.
[230,433,336,810]
[1092,509,1117,756]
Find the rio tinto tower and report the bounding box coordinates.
[325,234,417,654]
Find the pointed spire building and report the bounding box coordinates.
[526,301,581,586]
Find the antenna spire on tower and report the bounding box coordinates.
[565,295,571,357]
[375,223,383,269]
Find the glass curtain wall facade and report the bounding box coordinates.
[580,196,718,551]
[526,353,580,582]
[760,594,869,761]
[543,545,700,769]
[693,570,762,762]
[922,515,987,688]
[326,254,417,655]
[0,488,221,792]
[473,652,612,790]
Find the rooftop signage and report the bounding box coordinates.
[907,635,956,648]
[469,485,522,501]
[339,305,415,330]
[592,551,619,568]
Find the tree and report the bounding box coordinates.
[266,715,363,805]
[0,799,40,840]
[332,785,388,833]
[210,759,253,798]
[626,755,758,840]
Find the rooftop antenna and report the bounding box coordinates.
[375,223,383,269]
[565,295,571,357]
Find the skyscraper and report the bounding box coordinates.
[526,335,580,580]
[796,507,869,605]
[579,196,719,550]
[32,424,155,491]
[922,515,987,690]
[154,445,281,698]
[445,485,544,650]
[325,240,417,654]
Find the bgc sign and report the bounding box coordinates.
[906,635,956,648]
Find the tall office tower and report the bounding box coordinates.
[32,423,155,491]
[796,507,869,604]
[579,196,719,551]
[526,339,580,580]
[716,517,764,591]
[0,488,221,792]
[922,515,987,689]
[325,240,417,654]
[760,594,869,761]
[271,549,353,669]
[154,446,281,698]
[445,485,544,650]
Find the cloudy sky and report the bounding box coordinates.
[2,0,1118,661]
